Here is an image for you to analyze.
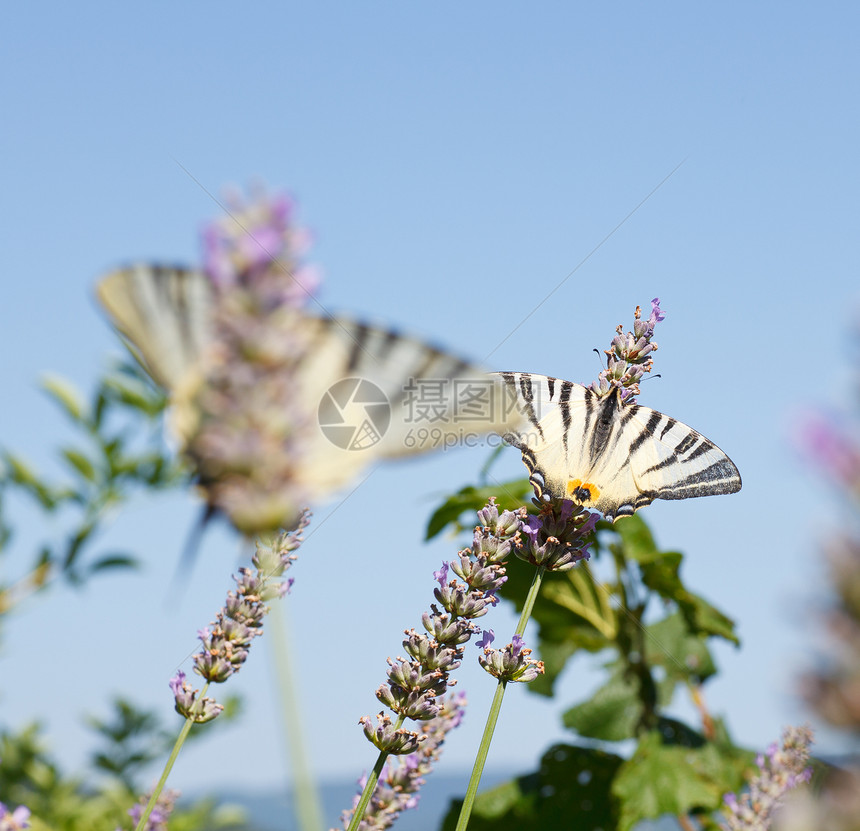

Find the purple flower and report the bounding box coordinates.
[476,629,495,649]
[518,501,595,571]
[182,190,324,535]
[201,190,317,306]
[720,724,813,830]
[171,514,307,723]
[0,803,31,830]
[127,789,179,831]
[341,693,467,829]
[522,516,541,544]
[168,671,185,697]
[591,298,665,400]
[478,635,544,683]
[795,410,860,492]
[366,502,522,737]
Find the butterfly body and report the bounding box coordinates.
[497,371,741,521]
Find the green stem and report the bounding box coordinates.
[346,714,405,831]
[134,685,204,831]
[270,600,325,831]
[454,566,546,831]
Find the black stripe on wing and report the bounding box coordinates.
[500,372,545,441]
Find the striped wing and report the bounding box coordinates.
[96,265,520,499]
[497,372,741,521]
[97,265,214,390]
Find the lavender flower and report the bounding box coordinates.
[179,190,321,535]
[590,297,664,400]
[344,501,523,831]
[171,511,308,721]
[127,789,179,831]
[361,499,523,750]
[202,188,319,305]
[518,499,596,571]
[340,693,467,830]
[795,411,860,498]
[721,725,813,830]
[360,713,425,755]
[475,629,495,649]
[478,633,544,683]
[0,803,30,831]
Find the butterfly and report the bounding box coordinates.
[495,371,741,521]
[96,264,521,506]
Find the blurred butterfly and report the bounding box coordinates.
[496,371,741,521]
[97,265,521,507]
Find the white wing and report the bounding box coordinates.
[97,265,214,390]
[497,371,741,521]
[97,265,521,500]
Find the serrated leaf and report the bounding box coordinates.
[41,374,86,422]
[612,731,721,831]
[61,448,97,483]
[563,672,641,741]
[441,743,624,830]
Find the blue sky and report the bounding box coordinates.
[2,0,859,817]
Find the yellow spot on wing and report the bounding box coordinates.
[566,479,600,503]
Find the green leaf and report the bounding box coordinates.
[612,514,662,564]
[424,479,532,540]
[61,448,98,483]
[87,554,139,574]
[562,672,641,741]
[681,591,739,644]
[1,452,60,510]
[441,743,624,830]
[644,611,717,683]
[62,519,97,573]
[656,716,707,748]
[41,374,86,422]
[611,731,722,831]
[638,549,685,597]
[103,374,168,419]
